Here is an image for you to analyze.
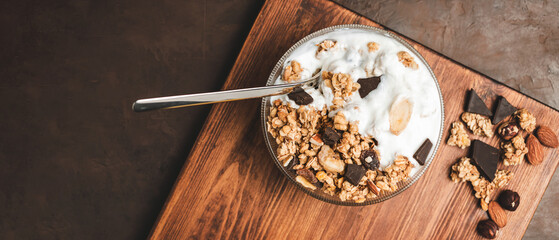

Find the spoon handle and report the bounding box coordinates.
[132,81,309,112]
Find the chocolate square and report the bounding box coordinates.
[357,76,381,98]
[413,138,432,165]
[492,96,516,124]
[287,87,313,105]
[466,89,492,117]
[360,150,379,170]
[471,140,500,181]
[322,127,341,146]
[344,164,366,186]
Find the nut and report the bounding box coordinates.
[366,180,380,195]
[526,134,544,165]
[536,125,559,148]
[296,168,318,183]
[488,201,507,227]
[295,176,317,190]
[498,121,519,141]
[498,190,520,211]
[477,220,499,239]
[317,145,345,173]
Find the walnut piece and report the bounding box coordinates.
[515,109,536,132]
[282,60,303,82]
[447,121,471,149]
[461,112,494,137]
[500,135,528,166]
[397,51,418,70]
[367,42,379,52]
[450,157,513,211]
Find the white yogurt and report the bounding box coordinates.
[270,29,442,174]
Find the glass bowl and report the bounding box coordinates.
[260,24,444,206]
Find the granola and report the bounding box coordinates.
[461,112,494,137]
[450,157,513,211]
[316,40,336,55]
[447,121,471,149]
[322,71,360,109]
[367,42,379,52]
[501,135,528,166]
[282,60,303,82]
[515,109,536,132]
[397,51,419,70]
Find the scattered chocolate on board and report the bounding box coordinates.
[471,140,500,181]
[357,76,381,98]
[492,96,517,124]
[466,89,493,117]
[322,127,341,146]
[344,164,367,186]
[413,138,432,165]
[287,87,313,105]
[360,150,380,170]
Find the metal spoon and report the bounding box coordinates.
[132,72,321,112]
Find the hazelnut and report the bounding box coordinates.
[498,190,520,211]
[477,220,499,239]
[498,122,519,141]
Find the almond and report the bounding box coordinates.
[389,98,413,135]
[536,125,559,148]
[488,201,507,228]
[526,134,544,165]
[366,180,380,196]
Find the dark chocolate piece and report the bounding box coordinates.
[466,89,492,117]
[313,181,324,189]
[286,156,299,172]
[471,140,500,181]
[296,168,318,183]
[287,87,313,105]
[413,138,432,165]
[357,76,381,98]
[360,150,380,170]
[344,164,366,186]
[492,96,517,124]
[322,127,341,146]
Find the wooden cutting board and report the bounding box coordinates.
[149,0,559,239]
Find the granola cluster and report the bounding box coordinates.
[500,135,528,166]
[397,51,419,70]
[367,42,379,52]
[282,60,303,82]
[461,112,494,137]
[267,99,413,202]
[322,71,360,109]
[450,157,513,211]
[447,122,471,149]
[316,40,336,55]
[515,109,536,132]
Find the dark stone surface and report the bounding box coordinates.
[0,0,262,239]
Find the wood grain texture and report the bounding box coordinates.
[149,0,559,239]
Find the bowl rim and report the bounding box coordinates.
[260,24,445,206]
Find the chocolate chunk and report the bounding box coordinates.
[360,150,380,170]
[471,140,500,181]
[413,138,432,165]
[357,76,381,98]
[466,89,492,117]
[344,164,366,186]
[372,138,379,146]
[285,156,299,172]
[296,168,318,183]
[287,87,313,105]
[322,127,341,146]
[492,96,517,124]
[313,181,324,189]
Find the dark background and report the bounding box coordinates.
[1,0,557,239]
